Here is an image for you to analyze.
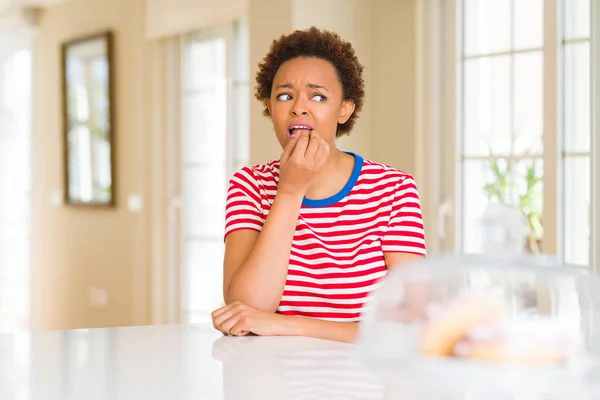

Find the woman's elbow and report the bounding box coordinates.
[224,288,279,312]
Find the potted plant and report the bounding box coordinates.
[482,152,543,253]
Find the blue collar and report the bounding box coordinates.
[301,152,364,208]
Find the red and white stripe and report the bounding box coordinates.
[224,158,426,322]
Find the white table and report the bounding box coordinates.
[2,323,600,399]
[0,323,391,400]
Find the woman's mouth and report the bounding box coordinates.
[288,124,313,137]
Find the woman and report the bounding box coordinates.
[211,27,426,343]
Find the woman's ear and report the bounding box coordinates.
[266,99,272,116]
[338,100,356,124]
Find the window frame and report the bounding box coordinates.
[422,0,598,270]
[591,0,600,273]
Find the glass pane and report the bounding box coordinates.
[232,19,250,82]
[462,160,491,253]
[463,0,511,56]
[231,83,250,165]
[513,158,544,252]
[564,0,590,40]
[184,165,227,237]
[183,90,227,164]
[514,0,543,49]
[513,51,543,155]
[563,157,590,266]
[462,158,543,254]
[463,56,511,156]
[564,42,590,153]
[184,239,225,317]
[184,38,227,90]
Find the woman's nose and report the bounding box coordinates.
[291,99,309,116]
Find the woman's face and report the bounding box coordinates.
[267,57,355,150]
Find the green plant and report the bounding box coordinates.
[482,153,543,253]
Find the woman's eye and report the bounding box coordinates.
[312,94,326,102]
[277,93,292,101]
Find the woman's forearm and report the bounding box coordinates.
[283,316,360,343]
[226,192,304,311]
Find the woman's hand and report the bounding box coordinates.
[211,301,360,343]
[211,301,288,337]
[278,130,330,196]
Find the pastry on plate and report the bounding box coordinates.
[420,296,505,357]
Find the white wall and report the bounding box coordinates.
[248,0,294,164]
[145,0,248,39]
[33,0,154,330]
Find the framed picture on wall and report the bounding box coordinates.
[61,30,115,207]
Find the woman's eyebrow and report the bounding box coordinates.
[275,83,294,90]
[307,83,330,92]
[274,82,330,93]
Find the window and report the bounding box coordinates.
[0,47,32,331]
[561,0,592,267]
[439,0,596,269]
[178,21,250,323]
[460,0,544,255]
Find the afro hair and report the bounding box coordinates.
[255,26,365,137]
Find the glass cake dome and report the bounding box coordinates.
[356,204,600,397]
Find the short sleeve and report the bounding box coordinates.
[381,176,427,255]
[224,167,265,241]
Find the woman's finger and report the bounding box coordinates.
[304,130,321,159]
[212,305,228,331]
[212,304,242,329]
[212,301,245,320]
[217,310,245,335]
[280,132,300,163]
[211,304,231,320]
[229,317,251,336]
[290,130,310,160]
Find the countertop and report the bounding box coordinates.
[1,322,600,399]
[0,323,388,400]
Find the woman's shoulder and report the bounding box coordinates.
[230,160,281,185]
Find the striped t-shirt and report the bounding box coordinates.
[224,152,426,321]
